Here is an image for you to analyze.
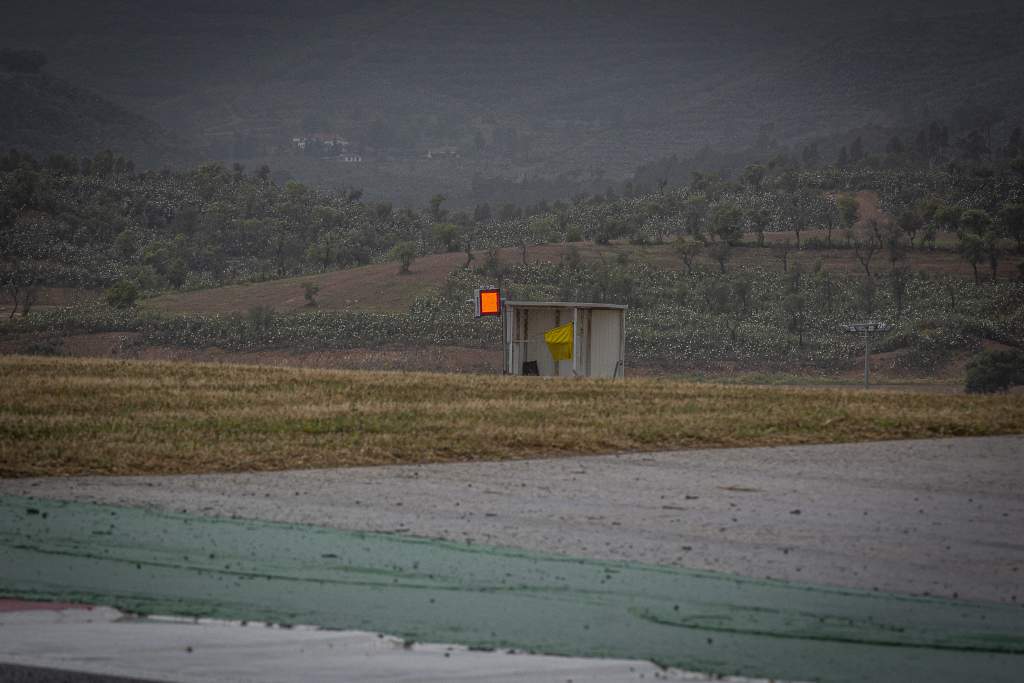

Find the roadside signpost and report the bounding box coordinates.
[474,288,502,317]
[841,321,891,389]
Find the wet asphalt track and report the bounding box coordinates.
[5,435,1022,603]
[2,435,1023,681]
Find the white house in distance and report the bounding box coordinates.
[292,135,361,161]
[502,301,626,378]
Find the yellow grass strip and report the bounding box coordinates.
[1,355,1021,477]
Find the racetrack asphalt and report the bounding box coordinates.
[2,435,1023,681]
[5,435,1022,604]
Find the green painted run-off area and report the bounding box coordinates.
[1,495,1022,682]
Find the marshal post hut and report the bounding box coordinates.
[473,289,627,378]
[502,299,626,378]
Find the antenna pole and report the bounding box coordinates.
[863,329,870,389]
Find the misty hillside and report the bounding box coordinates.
[3,1,1024,205]
[0,68,193,169]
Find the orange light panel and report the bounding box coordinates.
[479,289,501,316]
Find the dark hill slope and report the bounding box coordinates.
[2,1,1023,203]
[0,71,192,168]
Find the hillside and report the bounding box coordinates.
[3,1,1023,204]
[0,71,192,169]
[4,151,1023,384]
[144,186,1023,316]
[146,233,1023,316]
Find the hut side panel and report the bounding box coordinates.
[590,309,624,378]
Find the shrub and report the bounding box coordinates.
[478,249,505,280]
[246,305,275,331]
[561,246,582,270]
[24,337,63,356]
[105,280,139,309]
[390,241,417,274]
[302,282,320,307]
[965,349,1024,393]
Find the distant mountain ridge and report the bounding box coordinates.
[0,69,193,168]
[2,1,1023,203]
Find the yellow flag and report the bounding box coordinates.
[544,322,573,361]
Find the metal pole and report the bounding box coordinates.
[572,307,579,377]
[501,301,508,375]
[863,330,869,389]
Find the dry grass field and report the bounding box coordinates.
[1,355,1021,478]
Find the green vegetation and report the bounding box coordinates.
[301,281,319,307]
[2,299,495,355]
[3,145,1024,376]
[6,260,1020,374]
[965,349,1024,393]
[4,149,1024,293]
[2,356,1022,477]
[104,280,138,309]
[389,240,417,274]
